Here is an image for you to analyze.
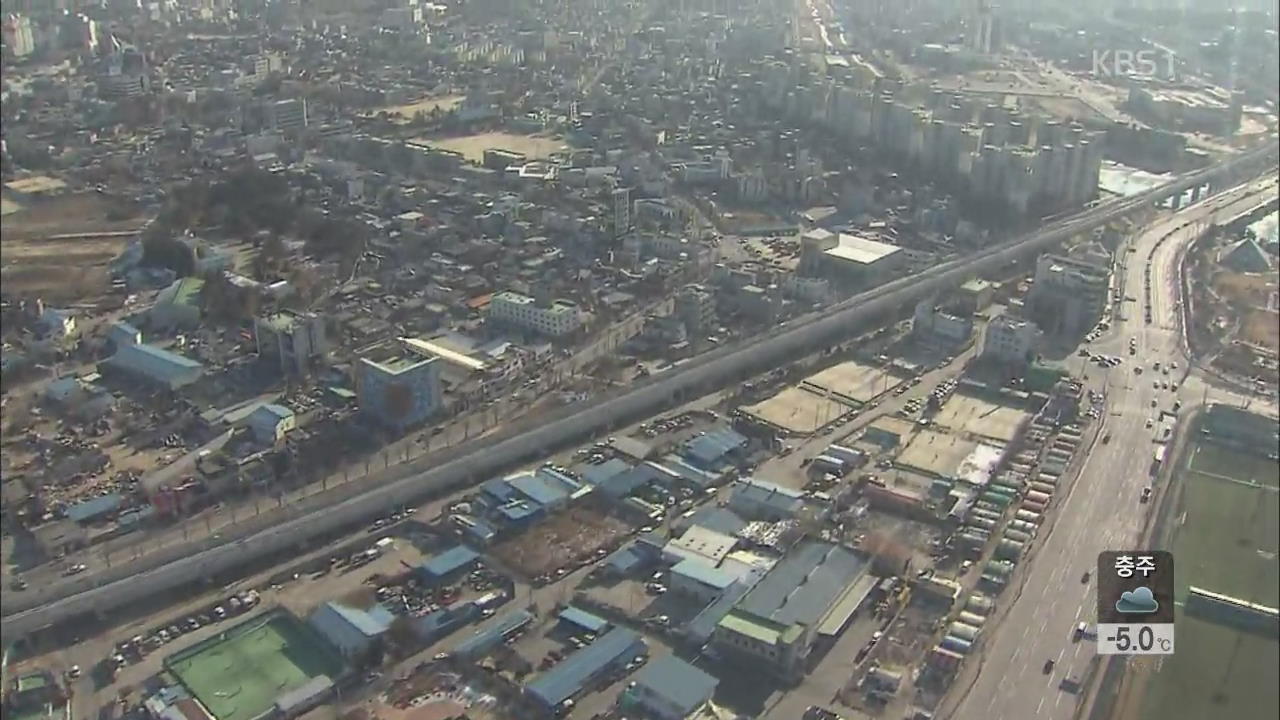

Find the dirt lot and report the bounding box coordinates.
[490,507,631,578]
[1212,269,1277,308]
[1242,308,1280,351]
[414,132,568,163]
[743,385,854,435]
[373,95,464,124]
[0,193,146,301]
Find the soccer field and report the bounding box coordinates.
[166,613,344,720]
[1139,431,1280,720]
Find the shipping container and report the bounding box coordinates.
[995,539,1025,560]
[966,594,996,614]
[1004,529,1032,543]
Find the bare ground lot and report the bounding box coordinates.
[413,132,568,163]
[372,95,464,124]
[490,507,631,578]
[0,193,146,300]
[743,385,855,435]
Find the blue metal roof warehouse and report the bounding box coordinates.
[419,545,480,581]
[625,655,719,719]
[526,627,645,709]
[682,427,748,468]
[453,609,534,658]
[557,606,610,634]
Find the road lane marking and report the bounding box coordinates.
[1037,698,1046,714]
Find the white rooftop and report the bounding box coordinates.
[824,234,902,265]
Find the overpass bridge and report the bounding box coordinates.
[3,141,1275,642]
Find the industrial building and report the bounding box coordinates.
[525,627,646,711]
[710,540,872,680]
[452,609,534,658]
[101,343,204,390]
[728,478,806,521]
[663,525,738,567]
[669,558,739,604]
[798,229,905,286]
[354,340,443,431]
[417,545,481,584]
[620,655,719,720]
[307,601,394,659]
[487,291,583,337]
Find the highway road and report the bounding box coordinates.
[3,141,1274,641]
[948,178,1280,720]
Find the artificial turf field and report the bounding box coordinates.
[166,612,344,720]
[1138,435,1279,720]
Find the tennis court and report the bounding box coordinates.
[166,611,344,720]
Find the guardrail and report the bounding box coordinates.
[3,141,1275,640]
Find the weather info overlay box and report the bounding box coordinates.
[1096,550,1175,655]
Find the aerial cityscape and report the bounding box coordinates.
[1,1,1277,720]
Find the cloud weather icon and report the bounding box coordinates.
[1116,586,1160,614]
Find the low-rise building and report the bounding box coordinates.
[487,291,582,337]
[664,525,738,566]
[728,478,806,521]
[307,601,394,659]
[710,540,871,680]
[798,229,905,286]
[669,558,738,604]
[247,403,296,445]
[149,277,205,331]
[526,628,646,711]
[101,343,204,390]
[622,655,719,720]
[983,315,1044,365]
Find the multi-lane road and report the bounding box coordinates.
[949,178,1280,720]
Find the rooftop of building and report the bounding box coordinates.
[824,234,902,265]
[734,540,870,631]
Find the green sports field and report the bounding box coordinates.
[166,612,344,720]
[1139,428,1280,720]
